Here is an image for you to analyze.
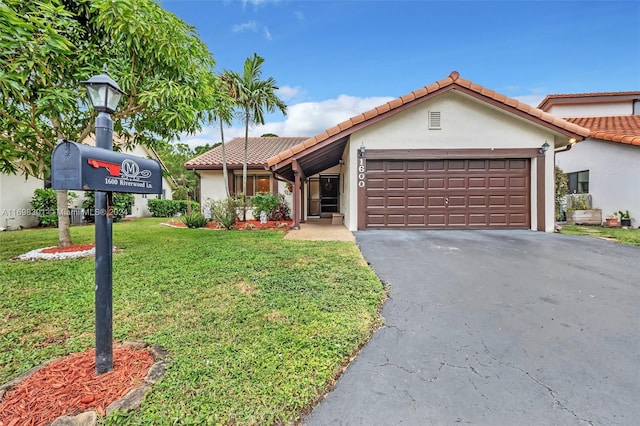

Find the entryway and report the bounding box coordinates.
[308,175,340,218]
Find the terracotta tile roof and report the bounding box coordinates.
[537,91,640,110]
[564,116,640,146]
[185,137,309,169]
[266,71,590,168]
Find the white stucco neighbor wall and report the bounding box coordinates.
[0,173,41,229]
[556,139,640,227]
[199,170,228,203]
[547,102,632,118]
[344,91,561,232]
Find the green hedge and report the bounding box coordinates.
[147,199,199,217]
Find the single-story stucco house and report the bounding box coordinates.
[0,140,175,229]
[538,91,640,226]
[188,71,590,232]
[185,136,306,214]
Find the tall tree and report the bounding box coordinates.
[0,0,219,246]
[223,53,287,219]
[214,74,236,198]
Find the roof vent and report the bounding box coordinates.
[428,111,441,130]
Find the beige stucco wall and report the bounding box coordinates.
[547,102,632,118]
[556,139,640,227]
[0,173,42,229]
[343,91,562,232]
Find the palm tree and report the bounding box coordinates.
[213,74,235,198]
[224,53,287,220]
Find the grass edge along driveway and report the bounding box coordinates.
[0,218,386,424]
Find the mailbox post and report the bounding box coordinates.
[52,70,161,375]
[84,70,123,375]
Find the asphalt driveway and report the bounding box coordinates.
[305,230,639,426]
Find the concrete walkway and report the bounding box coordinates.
[284,219,355,242]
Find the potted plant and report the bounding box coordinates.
[564,194,602,225]
[618,210,632,227]
[605,213,619,228]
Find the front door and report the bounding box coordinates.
[308,175,340,217]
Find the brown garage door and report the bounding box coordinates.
[365,159,530,228]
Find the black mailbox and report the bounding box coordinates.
[51,140,162,194]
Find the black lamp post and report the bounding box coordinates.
[81,68,124,374]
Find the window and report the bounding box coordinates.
[234,175,271,196]
[567,170,589,194]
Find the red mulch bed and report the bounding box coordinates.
[40,244,95,254]
[0,347,153,425]
[166,219,292,230]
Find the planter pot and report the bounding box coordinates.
[621,219,632,227]
[605,217,619,228]
[566,209,602,225]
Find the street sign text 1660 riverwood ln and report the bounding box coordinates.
[51,140,162,194]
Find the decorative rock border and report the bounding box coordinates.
[0,341,169,425]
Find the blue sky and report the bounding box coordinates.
[161,0,640,147]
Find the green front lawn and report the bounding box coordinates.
[0,218,385,424]
[560,224,640,246]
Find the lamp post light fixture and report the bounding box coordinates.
[539,141,550,155]
[81,67,123,375]
[359,143,366,157]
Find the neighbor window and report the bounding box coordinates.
[234,175,271,196]
[567,170,589,194]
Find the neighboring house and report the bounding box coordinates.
[0,139,175,229]
[538,92,640,226]
[0,171,42,229]
[185,136,308,217]
[190,71,590,232]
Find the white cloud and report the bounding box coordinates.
[264,26,272,40]
[177,94,394,149]
[232,21,258,33]
[275,85,305,102]
[294,11,305,21]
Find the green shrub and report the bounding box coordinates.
[30,188,59,226]
[81,192,134,223]
[251,193,280,219]
[180,212,209,228]
[208,197,240,230]
[250,192,291,221]
[147,199,199,217]
[555,166,568,220]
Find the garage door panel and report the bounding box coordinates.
[509,195,527,207]
[448,195,466,207]
[366,196,385,207]
[469,195,487,206]
[489,213,508,225]
[510,177,527,189]
[448,177,466,189]
[407,178,425,189]
[408,196,426,207]
[388,196,406,207]
[365,159,530,229]
[509,213,528,226]
[367,178,386,189]
[427,196,446,207]
[468,177,487,189]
